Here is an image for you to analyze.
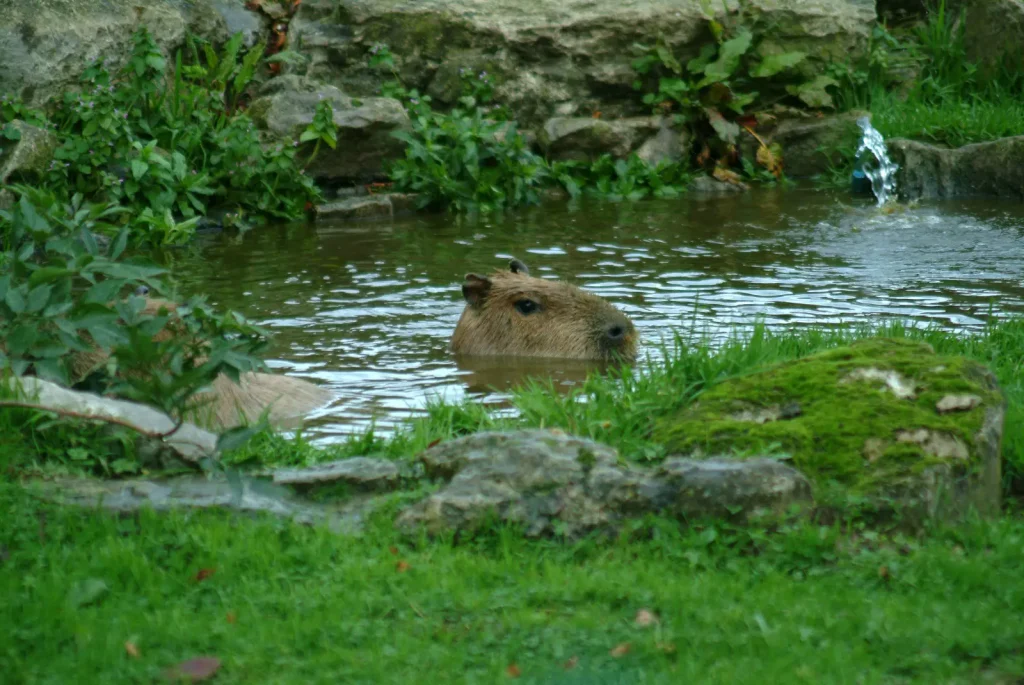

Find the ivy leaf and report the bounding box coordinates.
[751,51,807,78]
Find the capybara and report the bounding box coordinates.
[67,294,332,431]
[450,258,638,362]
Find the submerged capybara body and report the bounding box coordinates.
[450,258,638,362]
[67,296,332,431]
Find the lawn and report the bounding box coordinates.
[4,318,1024,683]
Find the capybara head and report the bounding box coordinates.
[449,258,638,362]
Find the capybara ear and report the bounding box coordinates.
[462,274,492,306]
[508,258,529,275]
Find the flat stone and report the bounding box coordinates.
[395,429,813,538]
[936,394,982,414]
[273,457,400,491]
[888,136,1024,201]
[689,175,747,195]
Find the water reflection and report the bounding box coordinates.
[169,187,1024,441]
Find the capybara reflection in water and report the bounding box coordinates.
[67,293,332,431]
[450,258,638,362]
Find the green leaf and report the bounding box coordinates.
[130,160,149,180]
[298,130,319,143]
[656,42,683,74]
[82,118,99,137]
[110,228,129,261]
[7,324,39,356]
[787,74,838,109]
[67,578,109,608]
[687,43,718,74]
[33,357,68,385]
[698,28,753,88]
[705,107,741,144]
[5,287,27,314]
[28,267,73,285]
[26,284,53,314]
[216,425,262,454]
[750,51,807,78]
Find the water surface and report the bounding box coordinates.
[172,187,1024,441]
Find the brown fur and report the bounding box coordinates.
[67,297,332,431]
[450,259,638,362]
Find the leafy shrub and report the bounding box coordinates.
[0,186,268,424]
[0,28,325,245]
[551,154,693,201]
[386,68,550,212]
[630,1,820,177]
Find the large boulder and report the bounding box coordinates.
[247,76,410,182]
[963,0,1024,74]
[395,429,813,537]
[760,110,868,178]
[887,136,1024,201]
[0,0,256,106]
[653,339,1005,522]
[290,0,876,127]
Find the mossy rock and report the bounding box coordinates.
[653,338,1004,522]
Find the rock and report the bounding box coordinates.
[272,457,401,492]
[964,0,1024,74]
[539,117,660,162]
[395,429,813,538]
[887,136,1024,201]
[764,110,868,178]
[290,0,876,127]
[25,474,375,535]
[689,175,747,195]
[3,376,217,463]
[653,338,1005,522]
[247,76,410,182]
[656,458,813,520]
[0,188,13,211]
[635,123,691,167]
[210,0,266,48]
[314,193,422,220]
[0,0,234,106]
[0,120,57,183]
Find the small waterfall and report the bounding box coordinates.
[853,116,899,206]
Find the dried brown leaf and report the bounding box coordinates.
[563,656,579,670]
[506,663,522,678]
[610,642,632,658]
[192,568,215,583]
[125,641,140,659]
[163,656,222,683]
[634,609,659,627]
[226,611,237,624]
[396,560,411,573]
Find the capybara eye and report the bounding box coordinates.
[514,299,540,315]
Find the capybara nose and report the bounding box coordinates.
[605,321,631,345]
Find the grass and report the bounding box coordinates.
[872,95,1024,149]
[2,482,1024,684]
[202,319,1024,496]
[4,320,1024,681]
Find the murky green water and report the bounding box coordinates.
[171,187,1024,442]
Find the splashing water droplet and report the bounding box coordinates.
[854,117,899,206]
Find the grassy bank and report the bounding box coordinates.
[2,480,1024,683]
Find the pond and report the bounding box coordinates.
[173,187,1024,442]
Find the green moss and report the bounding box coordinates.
[653,338,1001,493]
